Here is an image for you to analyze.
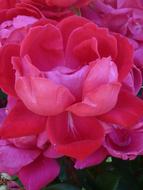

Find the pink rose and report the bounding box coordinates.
[104,121,143,160]
[0,15,142,161]
[1,15,143,162]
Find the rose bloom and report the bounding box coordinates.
[0,15,143,165]
[81,0,143,92]
[102,120,143,160]
[0,3,42,46]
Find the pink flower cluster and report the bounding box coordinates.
[0,0,143,189]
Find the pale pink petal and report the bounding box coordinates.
[15,76,75,116]
[83,57,118,93]
[67,83,121,116]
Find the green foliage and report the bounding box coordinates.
[47,157,143,190]
[45,183,80,190]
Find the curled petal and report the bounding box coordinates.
[83,57,118,93]
[15,76,75,116]
[68,83,121,116]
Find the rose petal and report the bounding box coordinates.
[15,76,75,116]
[83,57,118,93]
[57,15,89,48]
[68,83,121,116]
[0,145,40,175]
[47,112,105,160]
[0,44,19,96]
[19,156,60,190]
[74,147,107,169]
[99,90,143,127]
[21,24,64,71]
[0,101,47,138]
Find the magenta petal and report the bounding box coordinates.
[0,108,6,126]
[0,145,40,175]
[104,125,143,160]
[19,156,60,190]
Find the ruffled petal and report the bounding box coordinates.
[57,15,89,48]
[65,22,117,68]
[20,24,64,71]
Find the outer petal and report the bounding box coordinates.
[19,156,60,190]
[65,22,117,68]
[0,145,40,175]
[0,44,19,96]
[115,34,134,81]
[47,112,105,160]
[99,90,143,127]
[15,76,75,116]
[67,83,121,116]
[20,24,64,71]
[57,15,89,48]
[74,147,107,169]
[0,101,47,138]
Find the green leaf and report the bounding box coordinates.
[45,183,80,190]
[95,171,120,190]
